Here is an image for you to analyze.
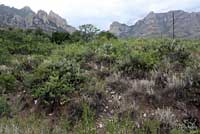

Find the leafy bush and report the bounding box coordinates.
[54,44,94,63]
[0,73,16,94]
[15,55,44,72]
[185,63,200,88]
[6,42,54,55]
[51,32,71,44]
[70,31,84,43]
[158,41,191,66]
[33,59,87,106]
[0,46,11,64]
[118,51,158,79]
[0,97,10,117]
[0,29,53,55]
[97,31,117,40]
[96,43,118,65]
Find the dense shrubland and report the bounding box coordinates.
[0,27,199,133]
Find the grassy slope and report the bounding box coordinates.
[0,29,200,133]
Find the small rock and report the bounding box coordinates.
[98,123,104,128]
[110,91,115,95]
[34,100,38,105]
[135,122,140,128]
[60,102,65,105]
[48,113,53,116]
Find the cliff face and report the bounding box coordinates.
[109,21,133,37]
[110,10,200,38]
[0,4,76,33]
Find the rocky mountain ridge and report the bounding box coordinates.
[110,10,200,38]
[0,4,76,33]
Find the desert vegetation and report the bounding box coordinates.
[0,27,199,134]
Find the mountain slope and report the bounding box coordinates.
[0,4,76,33]
[110,10,200,38]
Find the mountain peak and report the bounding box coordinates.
[145,11,157,19]
[168,10,185,13]
[49,10,57,16]
[0,4,76,33]
[48,10,68,28]
[21,6,32,11]
[110,10,200,38]
[20,6,34,15]
[37,10,48,15]
[49,10,65,20]
[111,21,122,25]
[148,11,155,15]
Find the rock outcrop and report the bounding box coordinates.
[110,10,200,38]
[0,4,76,33]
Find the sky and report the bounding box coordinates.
[0,0,200,30]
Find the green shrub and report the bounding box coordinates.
[0,47,11,64]
[71,31,84,42]
[118,51,158,78]
[33,59,87,106]
[51,32,71,44]
[7,42,54,55]
[0,73,16,94]
[0,29,53,55]
[96,43,118,65]
[15,55,44,72]
[55,44,94,63]
[0,97,10,117]
[158,41,191,66]
[97,31,117,40]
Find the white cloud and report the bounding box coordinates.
[0,0,200,29]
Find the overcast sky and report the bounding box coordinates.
[0,0,200,30]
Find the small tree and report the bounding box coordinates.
[79,24,100,42]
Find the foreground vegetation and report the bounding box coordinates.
[0,27,199,134]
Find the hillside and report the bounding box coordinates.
[0,4,76,33]
[0,4,200,134]
[110,10,200,38]
[0,28,199,133]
